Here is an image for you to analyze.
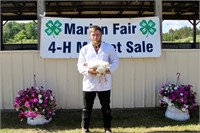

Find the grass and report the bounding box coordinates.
[1,107,199,133]
[173,35,200,43]
[4,39,38,44]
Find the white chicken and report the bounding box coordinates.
[88,60,110,83]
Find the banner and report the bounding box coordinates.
[40,17,161,58]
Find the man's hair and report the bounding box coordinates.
[89,25,102,33]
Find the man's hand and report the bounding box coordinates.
[88,68,111,75]
[88,68,98,75]
[106,69,111,74]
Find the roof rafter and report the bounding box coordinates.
[1,1,199,21]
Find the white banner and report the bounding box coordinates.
[40,17,161,58]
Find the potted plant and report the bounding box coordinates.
[159,73,196,121]
[13,86,57,125]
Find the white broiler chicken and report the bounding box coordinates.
[88,60,110,83]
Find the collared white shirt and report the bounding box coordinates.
[77,41,119,92]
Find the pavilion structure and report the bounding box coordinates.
[1,0,199,50]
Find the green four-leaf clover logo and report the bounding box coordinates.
[139,19,157,37]
[45,20,62,38]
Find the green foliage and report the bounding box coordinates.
[162,33,172,41]
[3,21,37,44]
[174,36,193,43]
[14,30,26,43]
[163,26,200,42]
[3,21,200,44]
[25,22,38,39]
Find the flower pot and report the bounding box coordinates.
[165,106,190,121]
[27,114,52,126]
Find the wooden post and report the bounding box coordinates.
[154,0,162,48]
[0,0,2,112]
[193,19,196,49]
[0,21,2,51]
[37,0,46,50]
[154,0,162,106]
[197,2,200,124]
[0,0,2,51]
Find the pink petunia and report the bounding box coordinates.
[31,93,36,98]
[27,111,37,117]
[22,112,28,117]
[25,101,30,107]
[33,98,38,103]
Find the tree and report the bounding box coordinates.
[162,26,200,42]
[14,30,26,43]
[25,22,37,39]
[3,21,25,43]
[3,21,37,44]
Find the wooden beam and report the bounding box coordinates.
[1,14,198,21]
[163,15,199,20]
[2,15,37,21]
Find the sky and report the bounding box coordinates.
[162,20,194,33]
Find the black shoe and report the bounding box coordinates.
[105,128,112,133]
[82,128,90,133]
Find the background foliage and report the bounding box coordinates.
[3,21,37,44]
[163,26,200,43]
[2,21,200,44]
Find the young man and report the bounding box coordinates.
[77,25,119,133]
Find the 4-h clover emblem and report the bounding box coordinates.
[139,19,157,37]
[45,20,62,38]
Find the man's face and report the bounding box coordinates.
[90,30,102,45]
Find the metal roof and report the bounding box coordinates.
[1,1,199,20]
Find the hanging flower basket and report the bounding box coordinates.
[159,73,196,121]
[13,75,57,125]
[27,114,52,126]
[165,105,190,121]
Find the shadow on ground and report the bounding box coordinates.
[1,107,199,132]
